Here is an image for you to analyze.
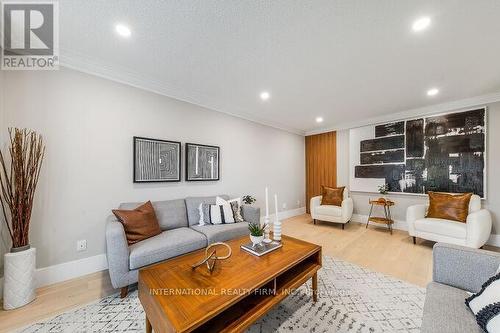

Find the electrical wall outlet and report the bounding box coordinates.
[282,202,287,210]
[77,239,87,252]
[297,200,301,207]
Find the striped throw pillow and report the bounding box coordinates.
[200,203,235,225]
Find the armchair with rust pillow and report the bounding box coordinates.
[426,192,473,223]
[112,201,162,245]
[321,186,345,207]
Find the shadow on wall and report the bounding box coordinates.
[0,217,11,278]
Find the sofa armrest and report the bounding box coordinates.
[310,196,321,213]
[241,205,260,224]
[341,197,353,221]
[105,216,130,289]
[406,204,427,236]
[466,209,492,248]
[433,243,500,293]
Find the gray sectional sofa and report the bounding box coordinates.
[422,243,500,333]
[105,195,260,295]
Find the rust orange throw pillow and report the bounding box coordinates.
[321,186,345,206]
[112,201,162,245]
[426,192,472,223]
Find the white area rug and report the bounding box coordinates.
[19,257,425,333]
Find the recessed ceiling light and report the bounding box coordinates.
[115,24,131,37]
[412,16,431,32]
[260,91,270,101]
[427,88,439,96]
[315,117,324,123]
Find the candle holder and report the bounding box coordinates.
[262,216,272,243]
[273,219,282,242]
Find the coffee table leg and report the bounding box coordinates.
[312,272,318,302]
[146,315,152,333]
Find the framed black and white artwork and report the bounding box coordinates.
[349,108,487,197]
[185,143,220,181]
[133,137,181,182]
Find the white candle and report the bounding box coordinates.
[274,194,279,221]
[265,187,269,217]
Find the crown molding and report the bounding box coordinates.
[306,91,500,136]
[59,49,305,136]
[58,49,500,138]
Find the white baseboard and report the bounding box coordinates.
[36,253,108,288]
[352,213,500,247]
[260,207,306,223]
[488,234,500,247]
[1,253,108,299]
[352,213,409,231]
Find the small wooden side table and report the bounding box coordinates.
[366,198,395,234]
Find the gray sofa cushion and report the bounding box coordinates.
[421,282,481,333]
[119,199,188,230]
[128,227,207,270]
[185,195,229,226]
[191,222,249,244]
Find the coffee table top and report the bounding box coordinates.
[138,234,321,332]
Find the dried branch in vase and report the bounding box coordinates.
[0,128,45,249]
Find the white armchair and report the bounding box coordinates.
[406,194,492,249]
[310,189,353,229]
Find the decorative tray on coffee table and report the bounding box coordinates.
[240,241,282,256]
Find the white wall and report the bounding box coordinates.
[0,70,7,275]
[2,68,305,269]
[337,102,500,237]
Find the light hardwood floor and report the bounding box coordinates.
[1,214,498,332]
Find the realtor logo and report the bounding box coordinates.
[1,1,59,70]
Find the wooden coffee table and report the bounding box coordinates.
[138,235,322,333]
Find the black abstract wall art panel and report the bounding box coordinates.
[350,108,486,197]
[406,119,424,158]
[375,121,404,137]
[360,149,404,165]
[360,135,404,152]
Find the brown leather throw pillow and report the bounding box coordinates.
[321,186,345,206]
[112,201,162,245]
[426,192,473,223]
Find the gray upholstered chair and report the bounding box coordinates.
[421,243,500,333]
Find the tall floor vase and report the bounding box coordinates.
[3,247,36,310]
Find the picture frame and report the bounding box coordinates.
[133,136,181,183]
[185,143,220,181]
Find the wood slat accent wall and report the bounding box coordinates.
[305,131,337,213]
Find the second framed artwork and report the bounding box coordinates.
[185,143,220,181]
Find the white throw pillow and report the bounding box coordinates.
[466,272,500,333]
[216,196,244,222]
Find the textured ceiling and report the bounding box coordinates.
[59,0,500,134]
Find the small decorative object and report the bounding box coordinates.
[191,242,232,274]
[248,222,266,247]
[186,143,220,181]
[0,128,45,310]
[378,184,389,195]
[263,187,272,243]
[133,137,181,182]
[273,194,282,242]
[242,195,256,205]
